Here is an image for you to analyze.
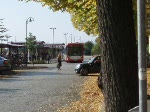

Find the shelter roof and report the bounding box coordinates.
[0,43,25,48]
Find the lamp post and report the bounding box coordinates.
[50,27,56,58]
[79,37,81,43]
[64,33,68,45]
[74,36,75,43]
[50,28,56,44]
[25,17,34,66]
[70,34,72,43]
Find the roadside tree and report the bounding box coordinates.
[96,0,138,111]
[84,41,94,55]
[92,37,101,55]
[20,0,98,36]
[26,33,37,61]
[20,0,138,111]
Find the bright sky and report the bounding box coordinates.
[0,0,97,44]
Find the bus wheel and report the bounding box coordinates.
[80,68,88,76]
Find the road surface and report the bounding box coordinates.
[0,62,87,112]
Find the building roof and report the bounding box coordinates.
[0,43,25,48]
[9,41,65,48]
[10,41,45,45]
[44,43,65,48]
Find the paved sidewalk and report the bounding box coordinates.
[27,58,65,67]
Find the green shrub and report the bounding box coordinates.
[29,60,46,64]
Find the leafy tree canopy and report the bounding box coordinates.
[26,33,37,53]
[91,37,101,55]
[84,41,94,55]
[18,0,150,37]
[19,0,98,36]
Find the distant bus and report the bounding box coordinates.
[64,43,84,63]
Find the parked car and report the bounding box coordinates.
[75,56,101,76]
[0,56,11,71]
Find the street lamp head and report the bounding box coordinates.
[29,18,32,22]
[64,33,68,35]
[50,28,56,29]
[26,17,34,24]
[29,17,34,22]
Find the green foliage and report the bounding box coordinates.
[70,1,98,36]
[19,0,138,56]
[91,37,101,55]
[68,0,75,3]
[20,0,98,36]
[26,33,37,54]
[84,41,94,55]
[29,60,46,64]
[20,0,140,37]
[92,43,101,55]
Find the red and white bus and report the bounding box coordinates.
[64,43,84,63]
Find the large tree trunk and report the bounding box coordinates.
[96,0,139,112]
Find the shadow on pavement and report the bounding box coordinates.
[0,88,21,94]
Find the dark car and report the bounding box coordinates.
[0,56,11,71]
[75,56,101,76]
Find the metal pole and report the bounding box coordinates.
[50,28,56,44]
[25,17,34,66]
[64,33,68,45]
[137,0,147,111]
[50,28,56,58]
[79,37,81,43]
[26,21,27,42]
[53,28,54,44]
[74,36,75,43]
[71,34,72,43]
[26,20,28,66]
[53,28,54,58]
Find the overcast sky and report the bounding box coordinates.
[0,0,97,44]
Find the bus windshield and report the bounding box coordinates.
[68,46,82,56]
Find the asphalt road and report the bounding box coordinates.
[0,61,88,112]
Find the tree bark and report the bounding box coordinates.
[96,0,138,112]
